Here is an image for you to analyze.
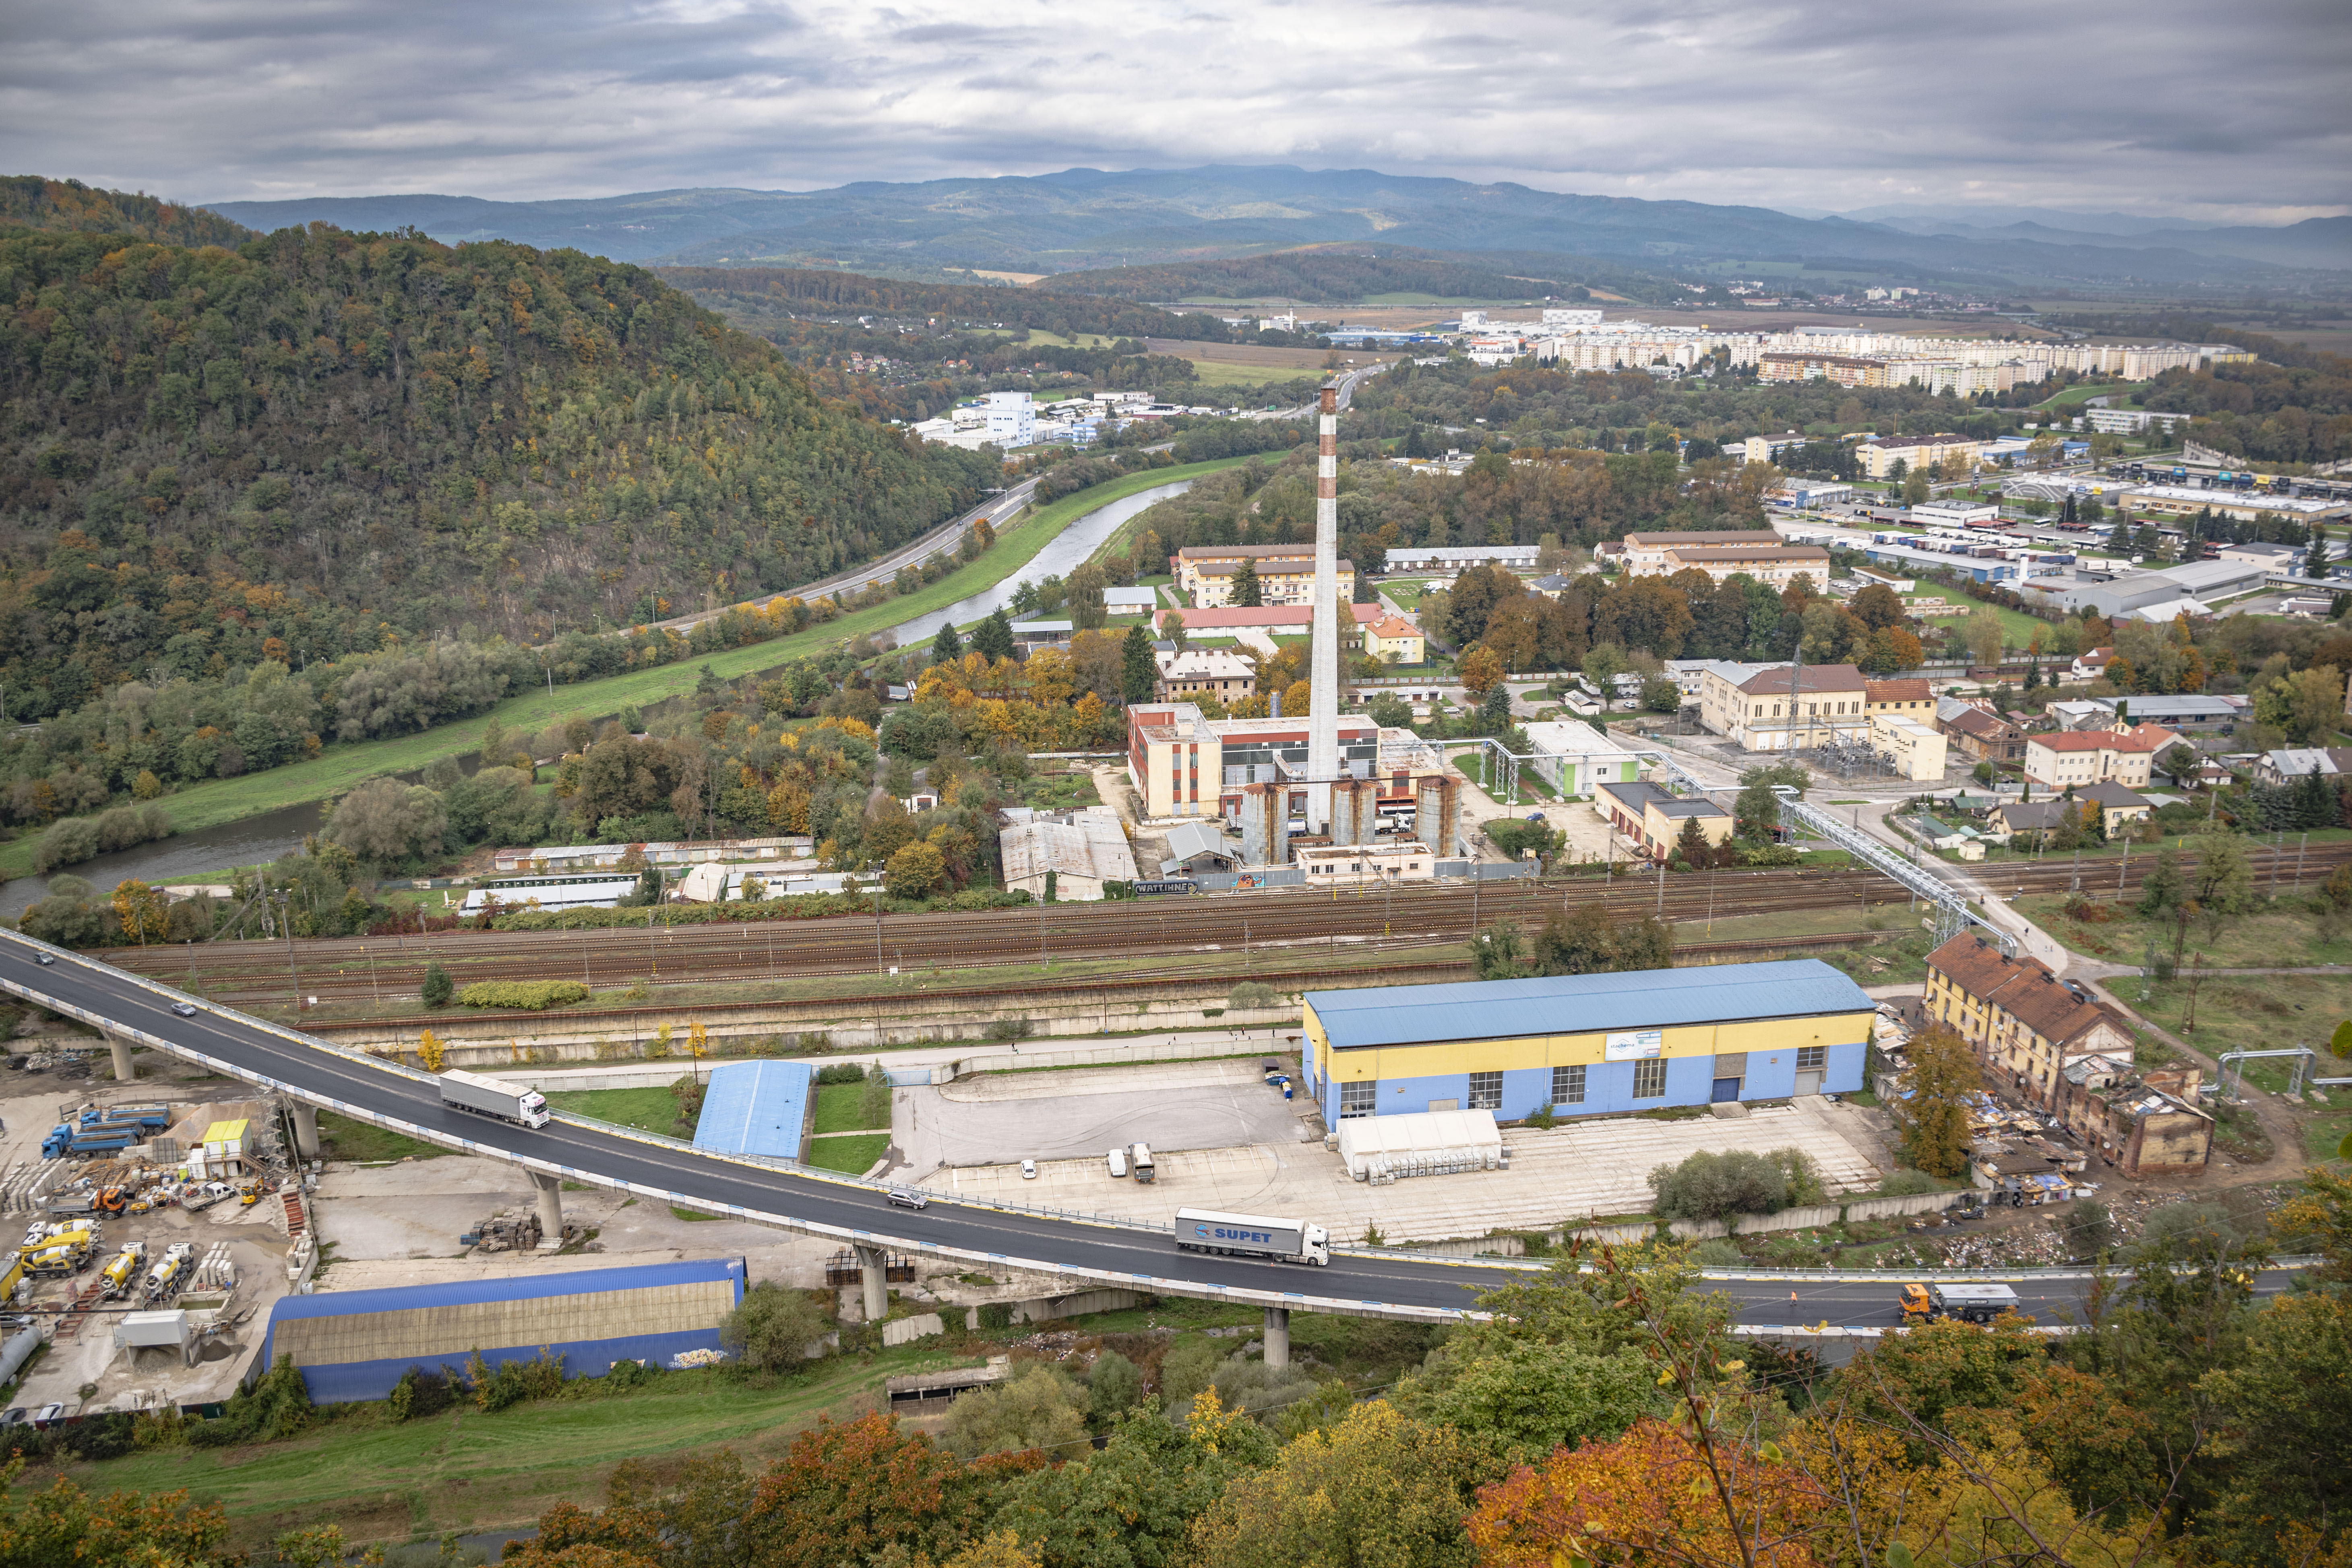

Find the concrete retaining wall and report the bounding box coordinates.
[1011,1287,1147,1324]
[1844,1190,1966,1222]
[882,1312,946,1347]
[1422,1192,1963,1255]
[1735,1204,1842,1235]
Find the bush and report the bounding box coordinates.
[188,1353,316,1447]
[721,1281,831,1374]
[942,1363,1089,1459]
[1087,1350,1145,1426]
[1648,1149,1788,1222]
[421,961,453,1008]
[467,1347,566,1411]
[1877,1169,1940,1197]
[1690,1238,1747,1266]
[977,1302,1015,1331]
[814,1062,868,1084]
[1525,1102,1558,1130]
[387,1364,457,1421]
[859,1062,893,1127]
[457,979,590,1011]
[1228,980,1277,1010]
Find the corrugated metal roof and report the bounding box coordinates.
[693,1060,814,1159]
[1306,959,1873,1050]
[265,1257,745,1328]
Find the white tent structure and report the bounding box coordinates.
[1334,1109,1504,1183]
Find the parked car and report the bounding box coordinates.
[31,1403,64,1428]
[1021,1159,1038,1180]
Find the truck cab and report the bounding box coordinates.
[1300,1223,1331,1266]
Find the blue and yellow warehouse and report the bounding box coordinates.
[1301,960,1873,1123]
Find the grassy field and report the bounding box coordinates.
[2131,971,2352,1093]
[1181,359,1326,390]
[2034,382,2134,409]
[2022,890,2352,971]
[545,1086,683,1135]
[316,1111,447,1163]
[1910,597,2052,652]
[63,1354,965,1549]
[812,1082,887,1135]
[0,460,1261,880]
[806,1132,889,1173]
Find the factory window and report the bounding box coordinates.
[1339,1080,1378,1118]
[1467,1071,1503,1111]
[1552,1064,1586,1105]
[1797,1045,1827,1072]
[1632,1058,1667,1099]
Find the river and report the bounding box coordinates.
[0,477,1200,922]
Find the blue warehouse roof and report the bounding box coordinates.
[1306,959,1873,1051]
[265,1256,745,1332]
[694,1059,814,1159]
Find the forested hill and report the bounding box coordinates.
[658,265,1228,340]
[1035,247,1595,305]
[1,176,253,247]
[0,219,999,719]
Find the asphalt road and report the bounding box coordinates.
[0,934,2303,1328]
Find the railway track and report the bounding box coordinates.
[105,868,1916,1006]
[98,836,2348,1009]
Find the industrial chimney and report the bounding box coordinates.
[1307,381,1341,830]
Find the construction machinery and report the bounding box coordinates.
[22,1231,95,1279]
[1899,1281,2021,1325]
[99,1242,147,1299]
[237,1182,263,1208]
[141,1243,194,1303]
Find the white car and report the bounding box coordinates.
[1020,1159,1038,1180]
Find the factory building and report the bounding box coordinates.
[1300,960,1872,1125]
[260,1258,747,1403]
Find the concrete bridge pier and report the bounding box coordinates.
[289,1101,320,1161]
[855,1244,889,1322]
[530,1171,564,1245]
[107,1033,136,1083]
[1263,1306,1290,1370]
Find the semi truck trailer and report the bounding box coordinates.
[1899,1282,2020,1324]
[1174,1208,1329,1266]
[437,1069,550,1129]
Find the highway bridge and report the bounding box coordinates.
[0,931,2300,1364]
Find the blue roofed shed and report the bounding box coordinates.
[1301,959,1874,1123]
[260,1256,746,1403]
[693,1060,814,1159]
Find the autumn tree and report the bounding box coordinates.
[1458,645,1505,695]
[1532,904,1673,975]
[1891,1022,1978,1178]
[109,878,167,944]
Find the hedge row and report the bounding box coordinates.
[458,980,592,1011]
[484,887,1031,932]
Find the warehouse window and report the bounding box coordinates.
[1552,1064,1586,1105]
[1339,1080,1377,1119]
[1632,1058,1667,1099]
[1467,1071,1503,1111]
[1797,1046,1827,1071]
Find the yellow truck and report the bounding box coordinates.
[99,1242,147,1299]
[22,1230,95,1279]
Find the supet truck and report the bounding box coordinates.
[437,1069,550,1129]
[1174,1208,1329,1266]
[1899,1282,2021,1324]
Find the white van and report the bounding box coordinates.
[1106,1147,1129,1180]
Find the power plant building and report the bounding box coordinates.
[1300,960,1872,1125]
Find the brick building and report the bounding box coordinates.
[1924,933,2137,1109]
[2052,1055,2212,1178]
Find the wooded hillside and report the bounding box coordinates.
[0,219,998,718]
[0,175,253,247]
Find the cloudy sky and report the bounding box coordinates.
[6,0,2345,223]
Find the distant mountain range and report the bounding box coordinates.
[202,165,2349,289]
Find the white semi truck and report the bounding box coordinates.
[437,1068,551,1129]
[1174,1208,1329,1266]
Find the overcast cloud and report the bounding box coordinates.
[3,0,2345,223]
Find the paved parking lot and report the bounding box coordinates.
[894,1058,1317,1174]
[920,1096,1889,1246]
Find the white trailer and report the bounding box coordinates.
[1174,1207,1329,1266]
[438,1069,550,1129]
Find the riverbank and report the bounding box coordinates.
[0,458,1257,886]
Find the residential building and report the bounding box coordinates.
[1855,434,1986,480]
[1153,649,1257,705]
[1300,959,1872,1125]
[1869,713,1948,780]
[2084,408,2193,436]
[2253,746,2352,786]
[1362,615,1426,664]
[1697,662,1870,751]
[1156,603,1379,640]
[1620,529,1785,576]
[1383,545,1539,574]
[1989,799,2071,839]
[1103,587,1159,616]
[2076,781,2154,835]
[2052,1057,2213,1177]
[2044,699,2114,730]
[2069,647,2115,683]
[1924,933,2137,1111]
[1864,679,1935,721]
[2022,726,2171,788]
[1521,720,1645,798]
[1654,541,1832,588]
[1937,698,2028,764]
[1597,780,1736,860]
[999,808,1139,901]
[1742,432,1811,464]
[1173,545,1354,607]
